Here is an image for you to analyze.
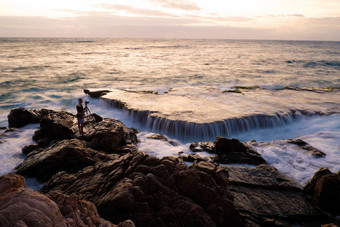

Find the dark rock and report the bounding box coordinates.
[214,137,266,165]
[304,168,340,215]
[84,89,111,98]
[223,165,326,226]
[33,109,76,141]
[82,118,137,153]
[7,107,40,128]
[22,144,39,156]
[41,152,243,226]
[287,139,326,157]
[146,133,168,141]
[16,139,115,181]
[189,141,215,153]
[0,126,6,130]
[0,173,134,227]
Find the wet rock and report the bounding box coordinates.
[84,89,111,98]
[0,173,133,227]
[16,139,115,181]
[33,109,76,141]
[190,141,215,153]
[22,144,40,155]
[0,126,7,130]
[287,139,326,157]
[82,119,138,153]
[304,168,340,215]
[146,133,168,141]
[7,107,40,128]
[223,165,325,226]
[214,137,266,165]
[41,151,243,227]
[179,153,210,162]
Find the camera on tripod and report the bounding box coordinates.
[84,101,91,115]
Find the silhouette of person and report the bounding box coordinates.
[76,98,85,135]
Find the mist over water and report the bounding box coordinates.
[0,38,340,186]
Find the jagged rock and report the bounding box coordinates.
[7,107,40,127]
[190,141,215,153]
[16,139,116,181]
[223,165,326,226]
[84,89,111,98]
[47,191,135,227]
[0,173,134,227]
[286,139,326,157]
[214,137,266,165]
[41,152,243,226]
[33,109,76,141]
[304,168,340,215]
[146,133,168,141]
[22,144,40,155]
[82,119,138,153]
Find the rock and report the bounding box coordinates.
[189,141,215,153]
[146,133,168,141]
[16,139,115,181]
[47,191,135,227]
[0,173,133,227]
[7,107,40,128]
[22,144,40,155]
[0,126,7,130]
[223,165,326,226]
[214,137,266,165]
[286,139,326,157]
[179,154,210,162]
[33,109,76,141]
[41,152,243,226]
[82,118,138,153]
[0,173,67,226]
[84,89,111,98]
[304,168,340,215]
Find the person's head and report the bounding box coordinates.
[78,98,83,104]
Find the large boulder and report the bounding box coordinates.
[41,152,243,226]
[7,107,40,128]
[16,139,115,181]
[214,137,266,165]
[33,109,76,141]
[0,173,134,227]
[223,165,326,226]
[304,168,340,215]
[82,118,138,153]
[190,137,266,165]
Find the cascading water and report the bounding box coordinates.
[103,98,321,141]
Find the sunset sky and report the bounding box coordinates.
[0,0,339,40]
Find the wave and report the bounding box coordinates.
[286,60,340,69]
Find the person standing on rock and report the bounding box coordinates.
[76,98,85,135]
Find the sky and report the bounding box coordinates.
[0,0,339,40]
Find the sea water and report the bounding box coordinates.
[0,38,339,188]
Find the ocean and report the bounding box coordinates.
[0,38,339,187]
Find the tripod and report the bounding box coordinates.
[84,102,91,116]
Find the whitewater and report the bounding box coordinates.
[0,38,339,187]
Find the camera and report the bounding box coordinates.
[85,101,90,105]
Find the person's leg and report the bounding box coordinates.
[79,118,85,135]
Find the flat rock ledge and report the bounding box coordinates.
[0,173,134,227]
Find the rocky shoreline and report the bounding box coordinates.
[1,107,340,226]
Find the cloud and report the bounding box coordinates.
[0,14,339,41]
[150,0,201,11]
[98,4,175,17]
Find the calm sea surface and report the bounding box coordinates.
[0,38,339,187]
